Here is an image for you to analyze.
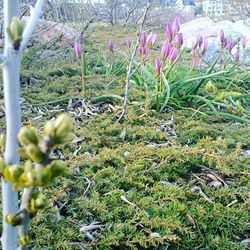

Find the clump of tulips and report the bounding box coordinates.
[191,34,208,69]
[93,16,248,118]
[219,30,247,66]
[1,114,74,247]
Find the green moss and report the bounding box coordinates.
[1,25,248,250]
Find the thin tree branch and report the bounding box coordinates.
[117,3,151,123]
[20,0,45,51]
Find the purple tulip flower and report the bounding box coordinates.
[228,40,235,53]
[169,48,178,64]
[161,40,171,60]
[126,37,132,48]
[235,50,240,63]
[175,33,184,48]
[166,22,173,42]
[172,16,180,34]
[197,34,203,47]
[220,30,225,43]
[147,32,157,48]
[139,44,147,57]
[242,36,247,49]
[108,39,114,54]
[74,41,82,59]
[192,39,199,50]
[222,38,228,48]
[155,58,161,76]
[201,38,208,56]
[140,32,147,46]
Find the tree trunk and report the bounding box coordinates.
[1,1,20,249]
[2,52,21,250]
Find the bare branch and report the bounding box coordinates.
[20,0,45,50]
[117,3,151,123]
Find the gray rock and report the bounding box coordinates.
[180,17,250,66]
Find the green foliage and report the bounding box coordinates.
[5,25,249,249]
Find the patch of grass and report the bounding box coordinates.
[0,25,249,250]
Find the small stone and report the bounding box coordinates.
[124,151,130,157]
[209,181,222,188]
[150,232,161,238]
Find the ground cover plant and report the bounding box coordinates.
[0,9,250,250]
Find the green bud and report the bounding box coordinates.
[17,148,29,159]
[3,165,24,183]
[7,17,25,50]
[49,161,65,179]
[5,213,22,226]
[0,157,6,175]
[6,27,15,42]
[10,17,25,37]
[18,171,35,187]
[35,168,52,187]
[53,114,74,144]
[18,234,31,247]
[25,144,44,163]
[34,194,47,209]
[0,134,6,149]
[43,121,54,137]
[28,198,36,214]
[18,126,39,146]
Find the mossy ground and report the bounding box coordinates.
[0,25,249,249]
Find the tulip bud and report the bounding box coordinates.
[235,49,240,63]
[197,34,203,47]
[49,161,65,179]
[166,22,173,42]
[140,32,147,46]
[220,30,225,43]
[18,126,39,146]
[172,16,180,35]
[138,44,147,58]
[147,32,157,49]
[74,41,82,59]
[155,58,161,76]
[169,48,178,64]
[242,36,247,49]
[5,213,22,226]
[175,33,184,48]
[126,37,132,48]
[201,38,208,56]
[18,235,31,247]
[108,39,114,54]
[222,38,228,49]
[161,40,170,60]
[3,165,24,183]
[228,40,235,53]
[25,144,44,163]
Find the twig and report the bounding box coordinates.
[116,3,151,123]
